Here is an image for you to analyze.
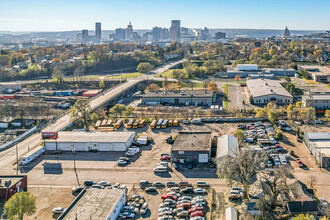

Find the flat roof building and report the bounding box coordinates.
[44,131,135,152]
[298,65,330,83]
[59,189,126,220]
[171,131,212,167]
[246,78,293,105]
[304,132,330,169]
[0,175,27,202]
[141,90,213,106]
[302,93,330,110]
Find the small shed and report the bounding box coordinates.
[216,134,238,160]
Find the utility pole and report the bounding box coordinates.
[16,142,18,175]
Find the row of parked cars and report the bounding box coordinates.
[240,121,277,144]
[157,181,210,220]
[119,195,149,219]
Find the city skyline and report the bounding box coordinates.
[1,0,330,32]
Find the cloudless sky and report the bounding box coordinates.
[1,0,330,31]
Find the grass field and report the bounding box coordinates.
[326,85,330,89]
[106,72,142,79]
[222,84,230,109]
[157,69,189,79]
[217,80,246,84]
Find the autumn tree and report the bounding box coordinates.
[69,99,92,130]
[145,83,160,92]
[136,62,154,73]
[162,76,168,88]
[4,192,36,220]
[99,80,105,89]
[207,81,219,93]
[234,129,245,146]
[52,65,64,84]
[109,104,126,118]
[73,64,85,82]
[234,74,241,82]
[325,110,330,122]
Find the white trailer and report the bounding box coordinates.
[20,146,45,166]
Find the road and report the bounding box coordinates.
[0,59,183,172]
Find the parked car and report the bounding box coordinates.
[173,162,179,169]
[140,203,148,215]
[194,188,206,194]
[267,160,273,167]
[140,180,152,186]
[189,206,203,213]
[296,159,304,168]
[188,163,193,169]
[176,203,191,209]
[119,157,130,161]
[179,181,192,187]
[160,155,171,161]
[161,194,178,200]
[167,181,178,187]
[71,186,84,193]
[197,181,209,188]
[183,120,190,124]
[177,210,189,217]
[98,181,111,186]
[190,211,204,217]
[84,180,96,186]
[154,181,165,187]
[91,184,104,189]
[113,183,120,189]
[230,187,243,194]
[181,187,194,194]
[52,207,64,214]
[145,187,157,192]
[229,194,242,201]
[119,212,135,219]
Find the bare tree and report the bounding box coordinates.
[217,148,267,199]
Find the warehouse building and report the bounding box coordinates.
[304,132,330,169]
[222,64,296,78]
[141,90,214,106]
[0,175,27,202]
[246,78,293,104]
[44,131,135,152]
[302,93,330,110]
[298,65,330,83]
[171,131,212,167]
[58,189,126,220]
[216,134,238,161]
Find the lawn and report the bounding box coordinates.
[157,69,188,79]
[326,85,330,89]
[222,84,230,109]
[217,80,246,84]
[107,72,142,79]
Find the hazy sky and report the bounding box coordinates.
[1,0,330,31]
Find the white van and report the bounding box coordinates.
[279,155,287,165]
[191,118,203,125]
[153,166,167,173]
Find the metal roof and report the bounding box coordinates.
[45,131,135,143]
[246,78,293,98]
[306,132,330,140]
[216,134,238,159]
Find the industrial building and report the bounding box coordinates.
[220,64,296,78]
[44,131,135,152]
[298,65,330,83]
[246,78,293,104]
[302,93,330,111]
[216,134,239,161]
[0,175,27,202]
[304,132,330,169]
[58,189,126,220]
[141,90,214,106]
[171,131,212,167]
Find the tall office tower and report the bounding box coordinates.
[82,29,89,41]
[200,27,210,41]
[170,20,181,41]
[126,22,133,40]
[95,22,101,42]
[152,27,162,41]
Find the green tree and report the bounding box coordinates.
[234,129,245,146]
[136,62,154,73]
[325,110,330,122]
[52,66,64,84]
[268,110,279,124]
[110,104,126,118]
[4,192,36,220]
[69,99,92,130]
[0,55,11,66]
[99,80,105,89]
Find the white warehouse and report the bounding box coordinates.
[44,131,135,152]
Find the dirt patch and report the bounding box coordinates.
[26,187,75,220]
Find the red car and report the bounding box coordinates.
[275,144,283,149]
[179,181,192,187]
[160,155,171,160]
[190,211,204,217]
[296,159,303,168]
[189,207,203,213]
[177,203,191,209]
[161,194,177,200]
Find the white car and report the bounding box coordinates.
[117,160,128,165]
[158,207,172,213]
[194,188,206,194]
[140,203,148,215]
[183,120,190,124]
[267,160,273,167]
[128,147,140,152]
[119,212,135,218]
[125,151,136,156]
[283,126,292,131]
[98,181,111,186]
[52,207,64,214]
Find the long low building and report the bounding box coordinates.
[44,131,135,152]
[140,90,214,106]
[298,65,330,83]
[302,93,330,111]
[304,132,330,169]
[58,189,126,220]
[246,78,293,104]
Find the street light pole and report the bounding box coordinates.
[16,142,19,175]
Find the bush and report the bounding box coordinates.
[275,130,283,140]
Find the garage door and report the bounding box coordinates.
[199,154,209,163]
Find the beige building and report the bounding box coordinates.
[302,93,330,110]
[298,65,330,83]
[246,78,293,104]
